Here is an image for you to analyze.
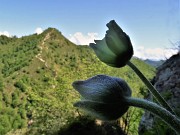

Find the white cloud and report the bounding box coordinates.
[68,32,100,45]
[64,31,179,60]
[134,46,178,60]
[0,31,10,37]
[35,27,43,35]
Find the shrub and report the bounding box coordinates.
[14,81,26,92]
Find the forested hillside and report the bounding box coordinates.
[0,28,155,135]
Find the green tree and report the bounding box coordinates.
[14,81,26,92]
[0,76,4,92]
[3,94,11,106]
[0,115,11,135]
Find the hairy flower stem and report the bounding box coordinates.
[127,61,175,115]
[125,97,180,134]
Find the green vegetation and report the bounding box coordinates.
[0,28,155,135]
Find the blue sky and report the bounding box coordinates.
[0,0,179,60]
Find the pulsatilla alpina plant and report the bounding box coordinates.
[73,75,131,120]
[72,20,180,134]
[90,20,133,68]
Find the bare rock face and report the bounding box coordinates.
[139,53,180,135]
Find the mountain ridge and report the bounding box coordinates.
[143,59,165,68]
[0,28,155,135]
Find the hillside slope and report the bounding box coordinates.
[0,28,155,135]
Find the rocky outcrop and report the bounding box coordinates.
[139,53,180,135]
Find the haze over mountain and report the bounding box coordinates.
[143,59,165,68]
[0,28,155,135]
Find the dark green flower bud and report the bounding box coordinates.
[90,20,133,68]
[72,75,132,121]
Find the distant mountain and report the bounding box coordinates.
[144,59,165,68]
[0,28,155,135]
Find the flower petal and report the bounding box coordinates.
[89,38,117,66]
[106,20,133,55]
[74,100,129,121]
[72,75,131,103]
[112,77,132,97]
[105,20,133,67]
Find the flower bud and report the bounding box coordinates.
[90,20,133,68]
[72,75,132,121]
